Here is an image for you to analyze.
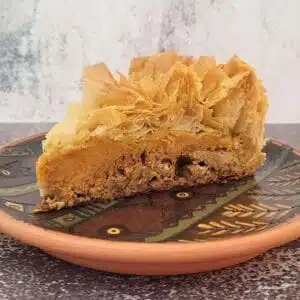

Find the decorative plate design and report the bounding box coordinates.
[0,134,299,243]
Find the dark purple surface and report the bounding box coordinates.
[0,123,299,300]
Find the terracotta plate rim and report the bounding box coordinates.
[0,133,300,264]
[0,210,299,264]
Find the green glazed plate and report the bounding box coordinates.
[0,133,299,243]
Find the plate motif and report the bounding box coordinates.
[0,135,299,242]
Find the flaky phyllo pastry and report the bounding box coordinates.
[36,51,268,212]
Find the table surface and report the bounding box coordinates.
[0,123,299,300]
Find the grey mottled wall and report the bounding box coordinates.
[1,0,300,122]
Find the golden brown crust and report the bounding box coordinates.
[36,51,268,212]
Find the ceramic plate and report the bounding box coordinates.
[0,133,299,275]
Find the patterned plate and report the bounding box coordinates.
[0,134,299,275]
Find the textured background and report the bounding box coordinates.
[1,0,300,123]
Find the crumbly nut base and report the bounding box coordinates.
[35,145,264,212]
[35,172,252,213]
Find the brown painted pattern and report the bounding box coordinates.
[0,134,299,242]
